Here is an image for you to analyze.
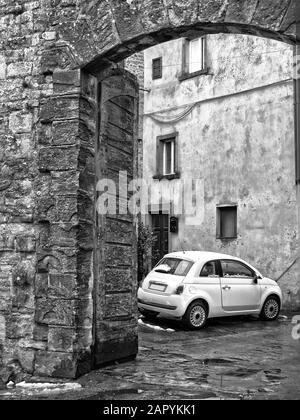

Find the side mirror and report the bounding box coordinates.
[253,274,261,284]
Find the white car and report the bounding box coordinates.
[138,251,282,329]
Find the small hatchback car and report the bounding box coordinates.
[138,251,282,329]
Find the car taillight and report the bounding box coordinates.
[175,285,184,295]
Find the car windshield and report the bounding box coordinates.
[155,258,193,276]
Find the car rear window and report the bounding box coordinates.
[155,258,193,276]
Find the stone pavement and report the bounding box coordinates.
[0,314,299,400]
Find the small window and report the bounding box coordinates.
[217,206,237,240]
[200,261,218,277]
[152,57,162,80]
[221,260,254,279]
[163,139,175,175]
[187,37,206,74]
[156,134,178,178]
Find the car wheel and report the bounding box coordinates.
[183,301,208,330]
[260,297,280,321]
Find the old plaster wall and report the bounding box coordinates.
[0,0,298,382]
[143,34,299,309]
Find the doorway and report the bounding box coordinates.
[151,213,169,267]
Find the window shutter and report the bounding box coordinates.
[156,138,164,175]
[217,206,237,239]
[152,57,162,80]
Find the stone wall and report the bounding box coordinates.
[0,0,298,383]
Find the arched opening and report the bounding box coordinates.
[76,26,299,372]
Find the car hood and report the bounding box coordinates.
[261,277,278,286]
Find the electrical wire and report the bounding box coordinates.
[144,78,293,124]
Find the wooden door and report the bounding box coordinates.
[94,68,139,366]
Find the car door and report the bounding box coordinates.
[220,260,261,312]
[188,260,222,314]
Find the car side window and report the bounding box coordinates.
[221,260,254,278]
[200,261,218,277]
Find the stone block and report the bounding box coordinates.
[35,298,75,326]
[104,244,133,267]
[12,260,35,287]
[50,223,78,248]
[38,146,79,171]
[52,120,79,146]
[37,123,52,145]
[33,323,48,342]
[6,314,33,339]
[15,235,36,253]
[7,62,32,78]
[42,31,57,41]
[37,247,77,274]
[39,96,79,123]
[104,293,132,319]
[17,348,35,374]
[55,196,78,223]
[48,274,77,299]
[34,351,77,379]
[0,235,15,251]
[34,273,48,298]
[9,112,33,134]
[51,170,79,195]
[104,267,133,293]
[53,70,81,94]
[48,326,75,352]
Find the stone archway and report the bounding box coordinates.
[0,0,299,381]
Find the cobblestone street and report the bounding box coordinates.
[1,315,299,400]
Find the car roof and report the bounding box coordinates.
[163,251,245,264]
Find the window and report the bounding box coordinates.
[188,37,206,73]
[155,134,179,179]
[179,37,208,81]
[155,258,194,277]
[200,261,218,277]
[163,139,175,175]
[221,260,254,279]
[152,57,162,80]
[217,206,237,240]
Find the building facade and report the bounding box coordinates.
[142,34,299,309]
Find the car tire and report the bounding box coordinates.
[259,296,280,321]
[139,309,158,320]
[182,301,208,330]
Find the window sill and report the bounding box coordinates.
[217,237,238,241]
[153,173,181,181]
[178,68,210,82]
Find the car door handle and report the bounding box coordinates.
[222,286,231,291]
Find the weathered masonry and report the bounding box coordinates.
[0,0,299,381]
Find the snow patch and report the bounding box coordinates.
[16,381,82,393]
[138,318,175,332]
